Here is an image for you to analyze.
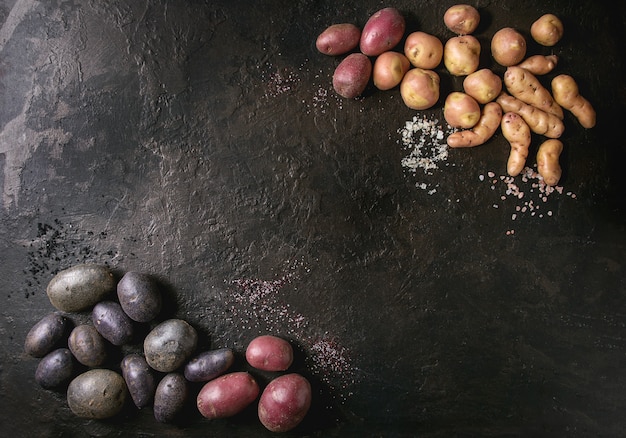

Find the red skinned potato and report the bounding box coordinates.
[443,4,480,35]
[531,14,563,47]
[316,23,361,56]
[258,373,312,433]
[197,372,260,419]
[400,68,440,110]
[463,68,502,104]
[373,51,411,90]
[403,31,443,69]
[246,335,294,372]
[332,53,372,98]
[491,27,526,66]
[443,35,481,76]
[444,92,481,128]
[360,7,405,56]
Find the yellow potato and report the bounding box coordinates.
[447,102,503,148]
[551,74,596,129]
[536,139,563,186]
[500,112,531,176]
[504,66,563,119]
[496,92,564,138]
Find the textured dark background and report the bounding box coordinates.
[1,0,625,436]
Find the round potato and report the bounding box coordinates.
[144,319,198,372]
[444,92,481,128]
[92,300,134,346]
[24,313,70,358]
[463,68,502,104]
[531,14,563,47]
[67,369,127,419]
[373,51,410,91]
[443,35,481,76]
[360,7,405,56]
[117,271,162,322]
[184,348,235,382]
[246,335,294,372]
[68,324,107,367]
[46,264,115,312]
[332,53,372,99]
[197,372,260,419]
[404,31,443,69]
[491,27,526,66]
[316,23,361,56]
[258,373,312,433]
[121,354,156,409]
[154,373,188,423]
[35,348,75,389]
[443,4,480,35]
[400,68,440,110]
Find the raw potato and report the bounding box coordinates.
[373,51,411,90]
[258,373,312,433]
[68,324,107,367]
[92,300,134,346]
[443,4,480,35]
[121,354,156,409]
[404,31,443,69]
[246,335,294,372]
[536,139,564,186]
[144,319,198,372]
[400,68,440,110]
[360,7,405,56]
[332,53,372,99]
[443,92,481,129]
[444,35,481,76]
[503,66,563,119]
[491,27,527,67]
[117,271,162,322]
[500,112,531,176]
[316,23,361,56]
[551,74,597,129]
[67,369,128,419]
[197,372,260,419]
[35,348,75,389]
[154,373,188,423]
[463,68,502,104]
[24,313,70,358]
[447,102,503,148]
[46,264,116,312]
[516,54,558,76]
[496,92,564,138]
[531,14,564,47]
[184,348,235,382]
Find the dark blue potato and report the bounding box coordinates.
[144,319,198,372]
[121,354,156,409]
[67,369,127,419]
[117,271,162,322]
[68,325,107,367]
[184,348,235,382]
[24,313,70,358]
[35,348,75,389]
[92,301,134,346]
[46,264,116,312]
[154,373,188,423]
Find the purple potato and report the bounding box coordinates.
[117,271,162,322]
[68,324,107,367]
[184,348,234,382]
[92,301,134,346]
[154,373,188,423]
[24,313,70,358]
[121,354,156,409]
[35,348,74,389]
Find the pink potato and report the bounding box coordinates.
[400,68,440,110]
[491,27,526,66]
[316,23,361,56]
[332,53,372,98]
[444,92,481,128]
[531,14,563,47]
[443,35,481,76]
[443,4,480,35]
[463,68,502,104]
[258,373,312,433]
[373,51,411,90]
[403,31,443,69]
[246,335,294,372]
[360,7,406,56]
[196,372,260,419]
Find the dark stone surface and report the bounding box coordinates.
[1,0,625,436]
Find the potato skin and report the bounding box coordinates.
[516,54,558,76]
[117,271,162,322]
[501,112,531,176]
[24,313,70,358]
[258,373,312,433]
[316,23,361,56]
[121,354,156,409]
[68,324,107,367]
[197,372,260,419]
[443,92,481,129]
[154,373,188,423]
[444,35,481,76]
[92,300,134,346]
[373,51,411,91]
[536,139,564,186]
[35,348,75,389]
[443,4,480,35]
[463,68,502,104]
[403,31,443,69]
[504,66,563,119]
[184,348,235,382]
[246,335,294,372]
[332,53,372,98]
[551,74,596,129]
[67,369,127,419]
[46,264,115,312]
[400,68,440,110]
[447,101,502,148]
[531,14,563,47]
[491,27,526,67]
[359,7,405,56]
[144,319,198,372]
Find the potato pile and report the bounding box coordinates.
[25,263,311,432]
[316,6,596,186]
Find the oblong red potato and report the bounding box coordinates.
[332,53,372,99]
[444,35,480,76]
[443,4,480,35]
[360,7,405,56]
[531,14,563,47]
[373,51,411,90]
[463,68,502,104]
[400,68,440,110]
[491,27,526,66]
[444,92,481,128]
[315,23,361,56]
[258,374,312,433]
[403,31,443,69]
[246,335,294,372]
[197,372,260,419]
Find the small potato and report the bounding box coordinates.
[197,372,260,419]
[332,53,372,99]
[504,66,563,119]
[536,139,564,186]
[117,271,162,322]
[403,31,443,69]
[315,23,361,56]
[92,301,134,346]
[67,369,127,419]
[46,264,115,312]
[360,7,405,56]
[373,51,411,90]
[444,92,481,129]
[443,4,480,35]
[516,54,558,76]
[463,68,502,104]
[447,101,503,148]
[531,14,564,47]
[154,373,188,423]
[246,335,294,372]
[551,74,596,129]
[144,319,198,372]
[121,354,156,409]
[258,373,312,433]
[501,112,532,177]
[443,35,481,76]
[184,348,235,382]
[491,27,527,67]
[400,68,440,110]
[35,348,75,389]
[68,324,107,367]
[497,92,564,138]
[24,313,70,358]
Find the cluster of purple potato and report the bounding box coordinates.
[24,264,311,432]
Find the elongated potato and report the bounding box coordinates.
[501,112,531,176]
[536,139,564,186]
[551,74,596,128]
[496,92,564,138]
[332,53,372,99]
[360,7,405,56]
[447,102,502,148]
[503,66,563,119]
[516,54,558,75]
[316,23,361,56]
